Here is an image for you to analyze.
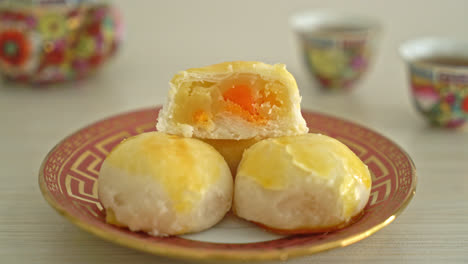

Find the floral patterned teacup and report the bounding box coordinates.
[290,11,380,91]
[400,38,468,129]
[0,0,123,84]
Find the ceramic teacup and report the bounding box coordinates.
[400,38,468,129]
[290,10,381,91]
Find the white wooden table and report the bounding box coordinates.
[1,0,467,263]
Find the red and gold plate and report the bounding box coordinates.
[38,107,416,261]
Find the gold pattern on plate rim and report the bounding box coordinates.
[38,108,417,261]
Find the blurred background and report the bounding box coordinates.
[1,0,468,132]
[111,0,468,104]
[2,0,467,157]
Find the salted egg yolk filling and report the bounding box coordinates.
[171,73,286,128]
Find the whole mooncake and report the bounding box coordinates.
[156,61,308,140]
[98,132,233,236]
[234,133,372,234]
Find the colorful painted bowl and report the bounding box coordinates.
[290,11,381,91]
[400,38,468,129]
[0,1,123,84]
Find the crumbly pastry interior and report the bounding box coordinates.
[234,133,372,233]
[98,132,233,236]
[156,61,308,140]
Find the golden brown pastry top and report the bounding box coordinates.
[103,132,229,212]
[237,133,371,218]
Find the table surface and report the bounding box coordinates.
[1,0,467,263]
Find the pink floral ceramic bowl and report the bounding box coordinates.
[400,38,468,129]
[291,10,380,91]
[0,0,123,84]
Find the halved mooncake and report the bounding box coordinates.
[234,133,372,234]
[98,132,233,236]
[156,61,308,140]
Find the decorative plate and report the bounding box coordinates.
[39,107,416,261]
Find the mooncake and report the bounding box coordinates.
[199,137,261,175]
[234,133,371,234]
[98,132,233,236]
[156,61,308,140]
